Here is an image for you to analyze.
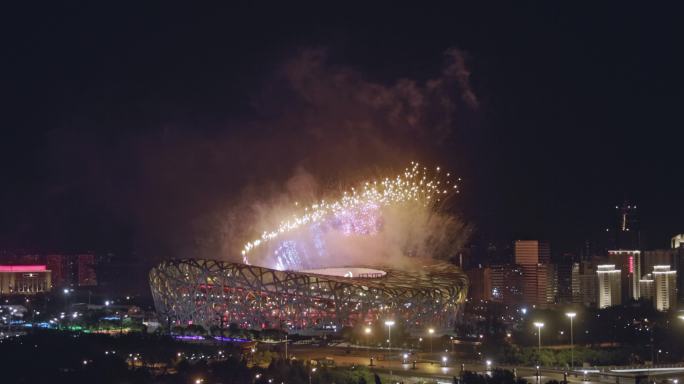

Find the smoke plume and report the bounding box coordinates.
[28,47,477,262]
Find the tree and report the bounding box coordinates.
[462,371,486,384]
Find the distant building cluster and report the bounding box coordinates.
[465,203,683,312]
[0,252,98,295]
[0,265,52,295]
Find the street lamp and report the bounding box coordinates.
[534,322,544,364]
[566,312,576,368]
[364,326,372,361]
[385,320,395,353]
[442,355,448,367]
[309,367,316,384]
[428,328,435,354]
[486,359,492,371]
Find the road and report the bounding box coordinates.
[287,345,606,384]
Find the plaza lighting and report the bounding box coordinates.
[385,320,395,353]
[442,355,448,367]
[309,367,317,384]
[533,322,544,362]
[364,326,372,360]
[566,312,576,368]
[428,327,435,354]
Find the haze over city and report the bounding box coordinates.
[1,3,683,384]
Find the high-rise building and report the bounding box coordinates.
[645,243,684,305]
[544,263,559,304]
[465,265,492,302]
[672,234,684,249]
[597,264,621,308]
[608,201,640,249]
[490,263,524,304]
[608,250,641,301]
[572,261,597,307]
[652,265,677,311]
[76,254,97,286]
[45,254,66,287]
[556,260,574,303]
[639,273,654,302]
[515,240,551,265]
[44,254,97,288]
[670,237,684,305]
[644,250,676,275]
[515,240,552,306]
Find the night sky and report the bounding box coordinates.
[2,3,683,260]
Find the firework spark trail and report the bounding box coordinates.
[241,162,461,268]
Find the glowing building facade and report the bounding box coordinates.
[597,264,621,308]
[652,265,676,311]
[515,240,552,306]
[639,273,654,302]
[608,250,641,301]
[0,265,52,295]
[150,259,468,331]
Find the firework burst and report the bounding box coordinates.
[241,162,462,269]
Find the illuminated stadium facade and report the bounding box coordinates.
[149,258,468,331]
[150,164,470,331]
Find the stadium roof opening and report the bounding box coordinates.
[297,267,386,278]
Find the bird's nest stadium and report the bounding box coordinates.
[149,259,468,331]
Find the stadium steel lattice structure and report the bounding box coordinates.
[150,259,468,331]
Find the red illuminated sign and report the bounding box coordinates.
[0,265,47,272]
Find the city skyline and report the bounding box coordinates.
[3,4,684,384]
